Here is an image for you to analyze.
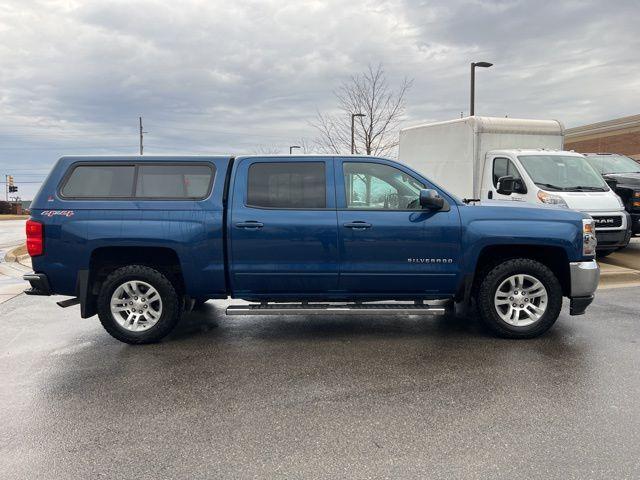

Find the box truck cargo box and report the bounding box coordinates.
[399,116,564,199]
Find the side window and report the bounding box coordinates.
[136,164,214,199]
[493,157,522,187]
[247,162,326,209]
[62,165,135,198]
[343,162,424,210]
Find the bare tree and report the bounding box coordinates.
[312,64,412,157]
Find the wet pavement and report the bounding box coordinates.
[1,287,639,479]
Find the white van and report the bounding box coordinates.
[399,116,631,254]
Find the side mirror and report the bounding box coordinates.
[419,189,444,210]
[513,178,527,194]
[604,177,617,190]
[496,175,515,195]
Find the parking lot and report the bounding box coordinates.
[2,284,640,478]
[2,218,640,478]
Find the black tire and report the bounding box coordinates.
[597,249,616,258]
[97,265,183,344]
[476,258,563,339]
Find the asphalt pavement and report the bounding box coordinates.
[1,287,639,479]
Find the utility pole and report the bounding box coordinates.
[139,116,146,155]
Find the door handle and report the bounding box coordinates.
[235,221,264,229]
[343,221,372,230]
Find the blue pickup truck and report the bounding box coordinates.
[24,155,600,344]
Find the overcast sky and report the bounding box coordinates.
[1,0,639,198]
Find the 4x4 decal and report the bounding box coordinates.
[41,210,75,218]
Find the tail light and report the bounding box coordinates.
[26,219,44,257]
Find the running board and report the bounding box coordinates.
[56,297,80,308]
[226,302,448,316]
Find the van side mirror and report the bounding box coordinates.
[513,178,527,194]
[496,175,515,195]
[604,177,618,190]
[419,189,444,210]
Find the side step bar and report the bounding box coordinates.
[57,297,80,308]
[226,302,448,316]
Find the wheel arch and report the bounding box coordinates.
[81,246,185,318]
[472,244,570,297]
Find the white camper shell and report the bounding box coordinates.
[399,116,631,253]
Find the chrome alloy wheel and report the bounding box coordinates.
[494,274,548,327]
[110,280,163,332]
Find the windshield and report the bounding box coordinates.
[517,155,609,191]
[585,154,640,174]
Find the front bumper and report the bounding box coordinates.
[630,212,640,235]
[569,260,599,315]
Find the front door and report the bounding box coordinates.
[229,157,339,297]
[336,159,461,296]
[486,156,527,202]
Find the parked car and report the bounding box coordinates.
[24,155,599,344]
[583,153,640,237]
[399,116,631,255]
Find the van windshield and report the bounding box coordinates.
[585,154,640,174]
[517,155,609,192]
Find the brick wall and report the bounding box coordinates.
[565,130,640,160]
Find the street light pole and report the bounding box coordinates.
[289,145,301,154]
[470,61,493,116]
[351,113,366,154]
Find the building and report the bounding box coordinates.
[565,114,640,160]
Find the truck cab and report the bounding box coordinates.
[583,153,640,237]
[480,149,631,254]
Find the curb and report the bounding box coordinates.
[4,244,31,267]
[597,262,640,289]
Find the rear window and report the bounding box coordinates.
[247,162,326,208]
[61,165,135,197]
[136,164,214,199]
[61,163,214,199]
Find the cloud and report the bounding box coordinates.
[0,0,638,198]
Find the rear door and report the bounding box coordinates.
[336,158,461,296]
[229,157,339,297]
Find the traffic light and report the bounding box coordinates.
[7,175,17,193]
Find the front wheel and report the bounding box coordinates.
[476,258,563,339]
[97,265,183,344]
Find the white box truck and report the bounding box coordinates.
[399,116,631,254]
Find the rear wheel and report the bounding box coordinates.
[97,265,183,344]
[476,258,563,339]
